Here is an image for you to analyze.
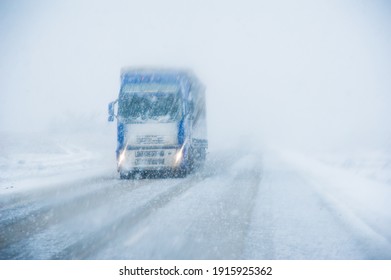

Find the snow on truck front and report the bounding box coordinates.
[108,69,207,179]
[108,75,188,178]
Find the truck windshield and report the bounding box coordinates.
[118,92,182,122]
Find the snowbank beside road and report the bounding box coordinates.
[280,150,391,252]
[0,131,115,195]
[318,151,391,186]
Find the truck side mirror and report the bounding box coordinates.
[108,100,118,122]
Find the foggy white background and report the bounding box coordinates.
[1,0,390,153]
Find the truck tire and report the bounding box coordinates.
[120,172,128,179]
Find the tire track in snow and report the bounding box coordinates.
[95,153,263,259]
[306,178,391,259]
[193,168,262,259]
[0,175,108,217]
[244,152,391,259]
[0,178,151,257]
[51,174,208,259]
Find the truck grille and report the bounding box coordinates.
[136,135,165,145]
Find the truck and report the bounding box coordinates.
[108,68,208,179]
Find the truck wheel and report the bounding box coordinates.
[120,172,134,179]
[120,172,127,179]
[174,167,188,178]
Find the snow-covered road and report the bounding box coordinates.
[1,141,391,260]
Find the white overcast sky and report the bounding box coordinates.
[1,0,390,152]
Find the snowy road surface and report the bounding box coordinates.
[1,141,391,259]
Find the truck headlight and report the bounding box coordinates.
[118,150,126,166]
[175,146,184,165]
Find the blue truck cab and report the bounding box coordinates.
[108,68,208,179]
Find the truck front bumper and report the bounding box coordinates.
[117,146,184,173]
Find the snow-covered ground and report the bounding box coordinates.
[250,149,391,259]
[1,132,391,259]
[0,129,115,194]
